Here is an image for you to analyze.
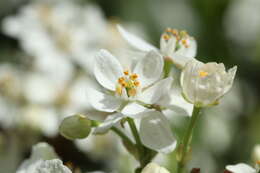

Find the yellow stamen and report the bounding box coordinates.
[124,70,129,75]
[130,73,138,80]
[121,81,127,87]
[118,77,125,84]
[181,39,189,48]
[171,29,178,36]
[257,160,260,165]
[198,70,209,77]
[116,85,123,95]
[163,34,170,41]
[134,81,140,87]
[165,28,172,33]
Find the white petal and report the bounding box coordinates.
[170,53,194,69]
[134,50,164,87]
[139,77,173,104]
[223,66,237,94]
[141,163,170,173]
[226,163,256,173]
[87,88,122,112]
[93,113,124,134]
[17,159,72,173]
[139,111,176,154]
[94,49,123,90]
[175,38,197,58]
[117,25,157,52]
[17,143,58,172]
[121,102,149,118]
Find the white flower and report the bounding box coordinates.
[17,159,71,173]
[253,145,260,163]
[117,25,197,68]
[226,163,260,173]
[17,142,58,172]
[87,49,176,153]
[141,163,170,173]
[180,60,237,107]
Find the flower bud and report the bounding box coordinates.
[59,114,91,140]
[180,60,237,107]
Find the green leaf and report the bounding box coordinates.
[59,114,91,140]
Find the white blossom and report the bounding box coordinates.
[141,163,170,173]
[87,49,176,153]
[180,60,237,107]
[226,163,259,173]
[117,25,197,68]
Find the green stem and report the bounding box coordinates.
[177,106,201,173]
[111,127,134,147]
[126,117,145,166]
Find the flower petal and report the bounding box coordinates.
[94,49,124,90]
[175,38,197,58]
[170,53,194,69]
[87,88,122,112]
[139,77,173,104]
[139,111,177,154]
[117,25,157,52]
[141,162,170,173]
[134,50,164,87]
[121,102,149,118]
[226,163,256,173]
[93,113,124,134]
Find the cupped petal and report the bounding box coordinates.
[87,88,122,112]
[121,102,150,119]
[134,50,164,88]
[94,49,124,90]
[139,77,173,104]
[226,163,256,173]
[175,38,197,58]
[160,36,177,57]
[139,111,177,154]
[222,66,237,94]
[170,53,194,69]
[93,113,124,134]
[141,162,170,173]
[117,25,157,52]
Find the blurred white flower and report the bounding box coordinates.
[88,49,176,153]
[118,25,197,68]
[17,159,71,173]
[141,162,170,173]
[224,0,260,45]
[226,163,259,173]
[17,142,58,172]
[180,60,237,107]
[252,144,260,163]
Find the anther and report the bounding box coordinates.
[257,160,260,165]
[165,28,172,33]
[198,70,209,77]
[130,73,138,80]
[118,77,125,84]
[134,81,140,87]
[163,34,170,41]
[128,88,137,97]
[124,70,129,75]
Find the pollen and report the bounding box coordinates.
[130,73,138,80]
[118,77,125,84]
[165,28,172,33]
[198,70,209,77]
[134,81,140,87]
[124,70,129,75]
[181,39,189,48]
[163,34,170,41]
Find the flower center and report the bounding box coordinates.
[115,70,140,97]
[198,70,209,78]
[162,28,191,50]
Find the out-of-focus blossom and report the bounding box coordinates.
[180,60,237,107]
[252,144,260,163]
[118,25,197,68]
[17,142,58,172]
[88,49,176,154]
[226,163,260,173]
[141,162,170,173]
[224,0,260,46]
